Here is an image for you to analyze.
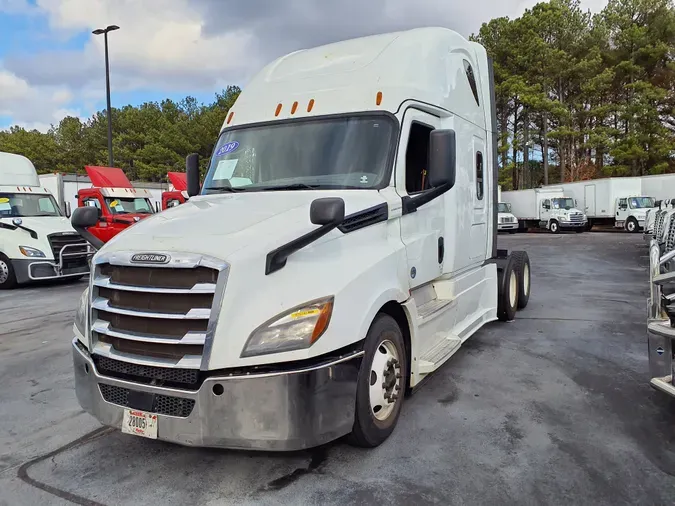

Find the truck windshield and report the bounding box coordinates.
[202,115,397,193]
[629,197,655,209]
[104,197,154,215]
[0,193,62,217]
[552,198,575,210]
[498,203,512,213]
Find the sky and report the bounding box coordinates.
[0,0,609,132]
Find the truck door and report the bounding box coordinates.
[541,199,551,223]
[617,198,628,225]
[396,109,444,289]
[470,137,487,260]
[584,184,596,215]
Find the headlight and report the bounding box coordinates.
[19,246,45,258]
[241,297,334,357]
[74,287,89,338]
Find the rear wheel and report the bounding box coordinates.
[549,220,560,234]
[497,256,518,321]
[512,251,531,309]
[348,313,407,448]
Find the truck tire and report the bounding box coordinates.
[497,255,518,321]
[512,251,531,310]
[549,220,560,234]
[348,313,407,448]
[0,254,17,289]
[626,217,639,233]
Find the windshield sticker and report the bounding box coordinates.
[0,202,9,211]
[109,200,119,208]
[0,198,9,204]
[214,159,239,180]
[215,141,240,156]
[360,175,369,184]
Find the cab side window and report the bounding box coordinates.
[619,198,627,209]
[542,199,550,209]
[84,198,101,209]
[405,122,433,194]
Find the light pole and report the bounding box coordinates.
[92,25,119,168]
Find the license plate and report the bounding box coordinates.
[122,409,158,439]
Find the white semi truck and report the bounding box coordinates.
[0,152,90,288]
[553,178,654,232]
[69,27,532,450]
[502,187,587,233]
[497,185,519,233]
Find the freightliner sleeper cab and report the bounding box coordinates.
[70,27,532,450]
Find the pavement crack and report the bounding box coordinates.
[260,446,329,492]
[17,426,114,506]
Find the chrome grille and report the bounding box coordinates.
[569,213,583,222]
[500,217,514,223]
[93,355,200,388]
[90,251,228,370]
[99,384,195,417]
[655,210,668,241]
[667,216,675,252]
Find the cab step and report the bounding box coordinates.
[416,298,454,322]
[418,335,462,375]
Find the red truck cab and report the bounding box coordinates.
[77,166,155,244]
[161,172,188,210]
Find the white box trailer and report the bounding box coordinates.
[641,174,675,203]
[502,187,587,234]
[558,177,653,232]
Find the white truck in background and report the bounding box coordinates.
[69,27,533,451]
[554,178,654,232]
[497,186,518,233]
[502,187,587,234]
[0,152,90,289]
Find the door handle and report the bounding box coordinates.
[438,237,444,264]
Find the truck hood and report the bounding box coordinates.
[0,215,76,238]
[101,190,388,260]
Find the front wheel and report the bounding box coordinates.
[0,254,17,289]
[626,217,639,233]
[549,221,560,234]
[348,314,407,448]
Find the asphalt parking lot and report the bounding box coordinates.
[1,232,674,505]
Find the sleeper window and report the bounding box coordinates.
[405,123,434,194]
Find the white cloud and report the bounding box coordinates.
[2,0,609,128]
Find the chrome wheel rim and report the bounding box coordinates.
[627,220,636,232]
[523,263,530,296]
[369,339,401,421]
[509,270,517,308]
[0,260,8,285]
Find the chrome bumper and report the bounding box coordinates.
[498,224,518,230]
[28,243,92,281]
[73,339,363,450]
[560,221,587,228]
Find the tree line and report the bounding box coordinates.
[472,0,675,189]
[1,0,674,190]
[0,86,241,182]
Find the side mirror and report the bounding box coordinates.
[310,197,345,226]
[186,153,200,197]
[427,129,456,189]
[71,207,104,250]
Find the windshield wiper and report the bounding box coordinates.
[259,183,319,192]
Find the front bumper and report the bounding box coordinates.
[73,339,363,451]
[498,223,518,231]
[12,258,89,284]
[559,221,587,229]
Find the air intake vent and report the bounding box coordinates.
[338,203,388,233]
